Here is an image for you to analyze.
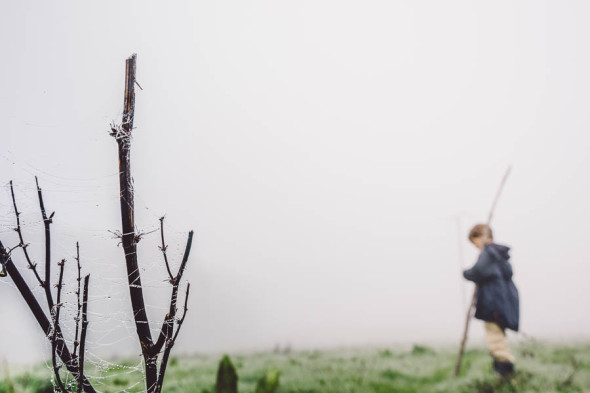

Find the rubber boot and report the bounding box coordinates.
[493,360,515,376]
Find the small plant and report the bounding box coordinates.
[411,345,435,356]
[216,355,238,393]
[255,369,280,393]
[556,355,582,392]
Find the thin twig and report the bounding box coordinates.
[9,181,43,286]
[172,283,190,343]
[51,259,68,393]
[2,206,96,393]
[155,283,190,393]
[36,176,55,312]
[78,275,90,393]
[73,242,82,361]
[159,217,174,282]
[174,231,194,286]
[151,231,194,356]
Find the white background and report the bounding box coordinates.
[1,0,589,364]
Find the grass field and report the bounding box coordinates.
[1,341,589,393]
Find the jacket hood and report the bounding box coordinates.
[486,243,512,279]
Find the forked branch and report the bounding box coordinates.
[111,54,194,393]
[155,283,191,393]
[2,181,96,393]
[152,230,194,356]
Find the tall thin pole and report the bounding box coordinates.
[454,166,512,376]
[455,215,466,308]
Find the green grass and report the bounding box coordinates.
[2,342,590,393]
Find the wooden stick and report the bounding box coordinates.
[454,166,512,376]
[487,167,512,225]
[455,215,467,308]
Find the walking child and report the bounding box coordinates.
[463,224,519,377]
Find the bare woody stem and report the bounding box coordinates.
[113,53,153,348]
[78,275,90,393]
[0,241,96,393]
[155,283,191,393]
[73,242,82,361]
[110,54,194,393]
[112,53,158,392]
[35,177,55,312]
[151,231,194,356]
[51,259,68,393]
[9,181,43,286]
[159,217,174,282]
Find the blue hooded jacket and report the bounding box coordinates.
[463,243,519,331]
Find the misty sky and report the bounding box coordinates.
[1,1,590,365]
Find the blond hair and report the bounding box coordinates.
[468,224,493,243]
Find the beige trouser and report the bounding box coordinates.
[484,322,515,363]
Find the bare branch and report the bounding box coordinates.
[174,230,194,285]
[35,177,55,312]
[73,242,82,361]
[0,241,95,392]
[78,275,90,393]
[112,53,159,392]
[151,231,193,356]
[171,283,190,344]
[155,283,190,393]
[51,259,68,393]
[108,54,194,393]
[9,181,43,286]
[159,217,174,282]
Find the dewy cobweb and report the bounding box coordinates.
[0,54,194,393]
[0,173,192,393]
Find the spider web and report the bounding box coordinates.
[0,150,192,393]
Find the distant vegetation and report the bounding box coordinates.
[1,342,589,393]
